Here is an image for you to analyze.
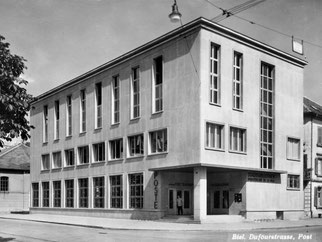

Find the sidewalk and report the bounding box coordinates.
[0,213,322,231]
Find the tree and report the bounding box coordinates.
[0,35,34,148]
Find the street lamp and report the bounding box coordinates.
[168,0,182,23]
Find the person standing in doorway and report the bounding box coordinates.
[177,195,183,215]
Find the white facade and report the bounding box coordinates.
[30,18,307,221]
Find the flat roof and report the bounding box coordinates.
[149,163,287,174]
[32,17,307,105]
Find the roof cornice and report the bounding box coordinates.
[32,17,307,104]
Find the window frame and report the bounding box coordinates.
[53,180,61,208]
[286,137,301,161]
[131,66,140,119]
[209,43,221,106]
[127,133,144,158]
[92,142,105,163]
[78,178,89,208]
[80,89,86,133]
[78,146,89,165]
[110,175,123,208]
[43,105,48,143]
[52,151,62,169]
[287,174,300,190]
[317,127,322,147]
[65,179,74,208]
[109,138,124,160]
[112,75,120,125]
[0,176,9,192]
[232,51,243,110]
[42,181,50,207]
[205,122,225,151]
[128,173,144,209]
[93,176,105,208]
[95,82,102,129]
[32,183,39,207]
[54,100,60,140]
[152,56,163,114]
[41,154,50,171]
[315,157,322,177]
[148,128,168,155]
[64,148,75,167]
[66,95,72,137]
[229,126,247,154]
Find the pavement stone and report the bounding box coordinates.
[0,213,322,231]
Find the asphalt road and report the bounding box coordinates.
[0,218,321,242]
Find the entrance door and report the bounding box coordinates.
[211,188,229,214]
[168,188,192,215]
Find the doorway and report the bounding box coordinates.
[209,187,230,214]
[168,188,192,215]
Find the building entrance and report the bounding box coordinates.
[168,188,192,215]
[208,186,229,215]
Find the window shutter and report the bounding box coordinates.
[314,186,318,208]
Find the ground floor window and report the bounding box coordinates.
[93,177,104,208]
[0,176,9,192]
[129,173,143,209]
[65,180,74,208]
[315,186,322,208]
[110,175,123,208]
[79,178,88,208]
[287,174,300,189]
[53,181,61,207]
[42,182,50,207]
[32,183,39,207]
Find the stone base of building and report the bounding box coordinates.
[245,210,305,221]
[30,208,165,220]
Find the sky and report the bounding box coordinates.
[1,0,322,104]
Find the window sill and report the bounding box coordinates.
[126,155,145,160]
[317,143,322,148]
[108,158,124,162]
[42,142,48,146]
[228,150,247,155]
[79,131,86,136]
[77,163,89,168]
[53,138,60,142]
[232,108,243,112]
[51,168,62,172]
[94,127,102,132]
[111,122,120,127]
[287,188,300,191]
[205,147,225,152]
[152,111,163,116]
[63,166,75,170]
[91,161,106,166]
[0,191,9,193]
[209,102,221,107]
[287,158,300,162]
[130,117,140,122]
[147,151,168,157]
[65,135,72,140]
[40,169,50,173]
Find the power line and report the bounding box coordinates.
[204,0,322,51]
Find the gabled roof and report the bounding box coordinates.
[0,143,30,171]
[304,96,322,119]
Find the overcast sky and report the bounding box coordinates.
[1,0,321,104]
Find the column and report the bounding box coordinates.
[193,166,207,222]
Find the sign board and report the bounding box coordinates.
[292,37,304,55]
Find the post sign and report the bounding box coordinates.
[292,36,304,55]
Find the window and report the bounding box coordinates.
[78,178,88,208]
[42,182,50,207]
[149,129,167,154]
[93,142,105,162]
[153,56,163,113]
[41,154,50,170]
[110,175,123,208]
[95,83,102,128]
[206,122,224,150]
[32,183,39,207]
[131,67,140,119]
[260,63,274,169]
[80,89,86,133]
[43,105,48,142]
[53,181,61,207]
[318,127,322,146]
[93,177,105,208]
[315,186,322,208]
[52,151,62,168]
[65,180,74,208]
[110,139,123,160]
[65,149,75,166]
[287,175,300,189]
[129,173,144,209]
[0,177,9,192]
[112,76,120,124]
[210,43,220,105]
[66,95,72,136]
[229,127,246,153]
[316,158,322,177]
[128,134,144,157]
[233,52,243,110]
[54,100,60,139]
[78,146,89,164]
[287,137,300,160]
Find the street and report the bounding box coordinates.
[0,218,321,242]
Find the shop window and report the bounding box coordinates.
[93,177,104,208]
[78,178,88,208]
[110,175,123,208]
[129,173,143,209]
[65,180,74,208]
[53,181,61,208]
[42,182,50,207]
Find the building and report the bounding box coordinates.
[303,97,322,218]
[30,17,307,222]
[0,143,30,212]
